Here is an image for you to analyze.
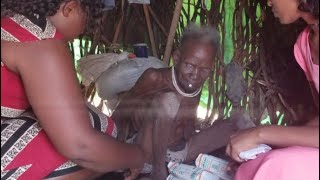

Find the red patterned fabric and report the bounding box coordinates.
[1,14,64,112]
[1,14,117,180]
[1,65,29,110]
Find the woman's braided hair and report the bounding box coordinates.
[1,0,106,35]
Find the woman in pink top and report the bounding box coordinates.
[226,0,319,179]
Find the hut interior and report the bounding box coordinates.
[68,0,317,179]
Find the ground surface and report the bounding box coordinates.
[94,146,229,180]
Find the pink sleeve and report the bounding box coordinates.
[235,147,319,180]
[293,28,312,80]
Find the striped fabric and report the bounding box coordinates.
[1,14,117,179]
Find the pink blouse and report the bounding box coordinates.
[294,26,319,93]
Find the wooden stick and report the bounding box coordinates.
[105,13,123,54]
[79,36,84,57]
[147,6,169,37]
[143,4,158,58]
[69,40,75,59]
[187,0,191,23]
[112,14,124,44]
[163,0,183,64]
[278,93,298,122]
[109,1,126,50]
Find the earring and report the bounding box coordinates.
[33,13,40,19]
[267,1,272,7]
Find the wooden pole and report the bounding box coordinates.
[143,4,158,58]
[112,14,124,44]
[147,6,169,37]
[163,0,183,64]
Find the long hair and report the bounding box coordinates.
[1,0,105,35]
[299,0,319,19]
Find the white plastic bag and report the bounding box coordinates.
[239,144,272,161]
[128,0,150,4]
[195,154,233,180]
[167,162,220,180]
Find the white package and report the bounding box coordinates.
[195,154,233,180]
[167,161,220,180]
[166,174,181,180]
[239,144,272,161]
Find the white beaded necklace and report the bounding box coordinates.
[171,67,201,97]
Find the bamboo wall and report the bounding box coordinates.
[70,0,317,127]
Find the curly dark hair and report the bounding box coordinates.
[299,0,319,19]
[1,0,106,35]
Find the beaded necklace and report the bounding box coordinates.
[171,67,201,98]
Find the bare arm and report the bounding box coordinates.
[2,39,145,172]
[258,120,319,147]
[116,69,163,180]
[183,100,198,140]
[112,68,161,136]
[152,92,181,180]
[226,116,319,162]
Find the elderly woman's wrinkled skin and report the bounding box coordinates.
[112,40,240,180]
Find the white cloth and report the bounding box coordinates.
[95,56,167,100]
[76,52,129,86]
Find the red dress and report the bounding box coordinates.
[1,14,117,179]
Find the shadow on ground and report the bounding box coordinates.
[95,146,230,180]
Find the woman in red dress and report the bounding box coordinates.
[1,0,149,179]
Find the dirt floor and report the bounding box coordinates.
[94,146,229,180]
[95,172,124,180]
[95,172,152,180]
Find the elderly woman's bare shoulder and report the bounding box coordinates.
[140,67,171,82]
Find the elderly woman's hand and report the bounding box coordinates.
[225,127,263,163]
